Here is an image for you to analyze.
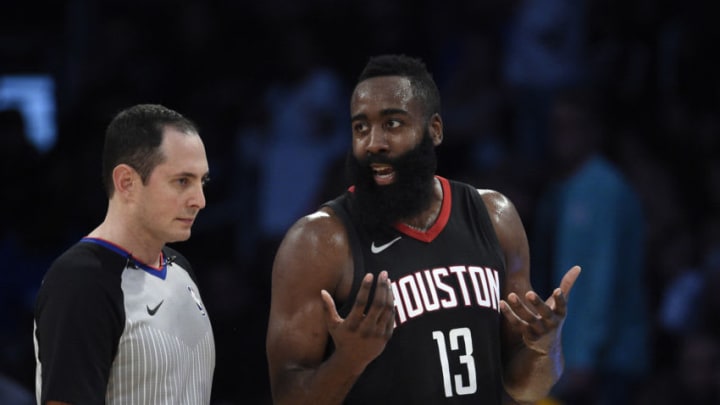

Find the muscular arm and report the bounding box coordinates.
[479,190,580,405]
[266,208,394,405]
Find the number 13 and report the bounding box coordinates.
[432,327,477,397]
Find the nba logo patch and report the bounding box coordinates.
[187,285,207,316]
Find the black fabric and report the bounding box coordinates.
[34,242,126,404]
[322,177,507,405]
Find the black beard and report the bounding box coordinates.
[346,130,437,234]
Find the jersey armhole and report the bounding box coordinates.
[322,197,365,317]
[469,185,508,271]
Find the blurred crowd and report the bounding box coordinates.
[1,0,718,404]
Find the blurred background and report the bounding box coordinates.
[1,0,718,404]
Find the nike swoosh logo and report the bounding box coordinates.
[371,236,402,254]
[146,300,164,316]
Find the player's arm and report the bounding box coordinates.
[266,208,394,405]
[478,189,580,405]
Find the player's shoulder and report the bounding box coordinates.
[274,204,351,272]
[482,188,521,215]
[445,177,513,211]
[460,184,520,226]
[446,178,507,202]
[476,188,511,207]
[289,205,346,239]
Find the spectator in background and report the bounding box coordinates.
[531,88,650,405]
[437,33,511,180]
[247,27,349,265]
[655,225,703,336]
[502,0,589,163]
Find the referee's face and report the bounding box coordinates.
[135,127,210,245]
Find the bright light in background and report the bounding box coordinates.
[0,75,57,154]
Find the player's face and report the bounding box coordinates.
[135,128,209,244]
[347,76,441,230]
[350,75,438,181]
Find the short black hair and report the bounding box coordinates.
[101,103,198,197]
[357,54,441,119]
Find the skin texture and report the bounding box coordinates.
[266,75,580,405]
[45,127,209,405]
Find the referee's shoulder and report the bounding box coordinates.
[43,241,122,284]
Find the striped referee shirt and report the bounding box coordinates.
[34,238,215,404]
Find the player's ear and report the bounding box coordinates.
[429,113,443,146]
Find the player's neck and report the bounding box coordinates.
[400,177,443,231]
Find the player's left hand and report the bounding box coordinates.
[499,265,581,354]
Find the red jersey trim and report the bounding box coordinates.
[346,175,451,243]
[393,176,450,243]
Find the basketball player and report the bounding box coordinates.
[34,104,215,404]
[266,54,581,404]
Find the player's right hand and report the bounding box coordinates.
[321,270,395,371]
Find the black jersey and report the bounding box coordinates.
[34,238,215,405]
[324,176,506,405]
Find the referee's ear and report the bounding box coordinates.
[113,163,139,200]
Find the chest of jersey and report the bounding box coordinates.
[120,263,212,346]
[108,264,215,404]
[364,222,503,328]
[338,180,507,404]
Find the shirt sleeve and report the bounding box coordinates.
[34,249,125,404]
